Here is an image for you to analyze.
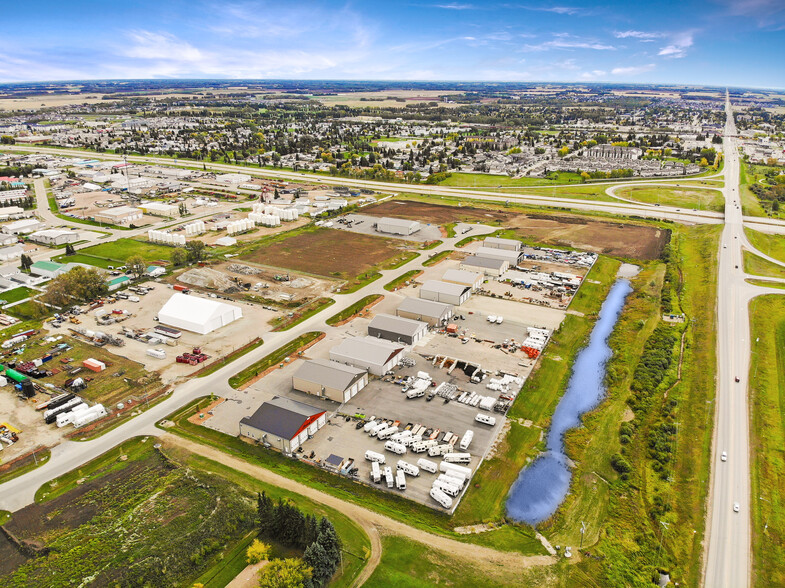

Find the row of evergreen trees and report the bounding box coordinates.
[256,492,342,587]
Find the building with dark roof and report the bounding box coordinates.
[292,358,368,403]
[239,396,326,453]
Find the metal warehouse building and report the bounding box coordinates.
[93,206,143,226]
[239,396,326,453]
[29,229,80,246]
[475,246,522,265]
[292,358,368,403]
[419,280,471,306]
[483,236,521,251]
[376,217,421,236]
[442,268,483,291]
[330,336,405,376]
[396,297,453,326]
[368,313,428,345]
[460,255,509,277]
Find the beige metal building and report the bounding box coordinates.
[292,358,368,403]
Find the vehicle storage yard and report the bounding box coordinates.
[201,227,595,511]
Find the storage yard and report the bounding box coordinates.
[203,228,596,511]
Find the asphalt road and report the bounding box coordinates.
[702,95,785,588]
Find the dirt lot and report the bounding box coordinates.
[0,389,63,463]
[240,228,414,278]
[507,213,669,260]
[171,261,337,306]
[363,200,512,226]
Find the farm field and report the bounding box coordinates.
[240,227,414,280]
[436,171,583,187]
[614,185,724,211]
[0,439,256,587]
[505,213,670,260]
[363,198,511,225]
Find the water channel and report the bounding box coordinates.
[506,278,633,525]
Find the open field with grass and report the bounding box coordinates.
[366,535,561,587]
[747,278,785,289]
[549,224,718,586]
[615,185,724,211]
[437,171,583,187]
[229,331,323,389]
[744,250,785,279]
[740,160,769,217]
[748,295,785,587]
[326,294,382,326]
[0,450,50,484]
[745,227,785,263]
[162,397,546,555]
[2,438,256,586]
[384,269,422,291]
[53,238,175,267]
[0,287,36,305]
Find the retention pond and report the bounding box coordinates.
[506,278,633,525]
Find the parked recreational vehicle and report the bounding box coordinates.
[459,430,474,451]
[396,470,406,490]
[396,460,420,477]
[384,440,407,455]
[475,413,497,426]
[370,460,381,483]
[417,458,438,474]
[430,486,453,508]
[443,452,471,464]
[364,450,386,464]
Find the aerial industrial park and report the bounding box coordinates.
[0,1,784,587]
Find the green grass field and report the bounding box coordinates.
[383,269,421,291]
[739,161,769,217]
[748,296,785,587]
[743,250,785,279]
[422,250,452,266]
[270,297,335,331]
[615,185,724,211]
[54,238,176,268]
[325,294,382,326]
[745,227,785,264]
[437,171,583,187]
[0,286,35,305]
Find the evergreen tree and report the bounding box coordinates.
[303,542,334,587]
[257,491,274,533]
[316,518,341,564]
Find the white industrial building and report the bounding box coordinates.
[376,217,421,236]
[29,229,80,246]
[93,206,143,226]
[396,298,453,326]
[139,201,178,217]
[442,268,483,291]
[157,293,243,335]
[0,206,30,221]
[2,218,42,235]
[215,173,252,185]
[330,336,405,376]
[0,244,24,262]
[474,246,521,265]
[419,280,472,306]
[460,255,509,277]
[483,236,521,251]
[368,313,428,345]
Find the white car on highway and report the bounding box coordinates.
[721,451,727,462]
[733,502,740,513]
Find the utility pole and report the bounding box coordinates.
[580,521,586,549]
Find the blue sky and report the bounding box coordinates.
[0,0,783,87]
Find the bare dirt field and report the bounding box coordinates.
[240,228,413,278]
[363,200,511,225]
[0,94,107,111]
[507,213,669,260]
[314,90,462,108]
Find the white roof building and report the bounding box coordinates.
[139,201,178,217]
[376,217,421,236]
[419,280,472,306]
[2,218,42,235]
[29,229,80,246]
[442,268,483,290]
[330,336,405,376]
[157,293,243,335]
[483,236,521,251]
[93,206,143,225]
[474,246,522,265]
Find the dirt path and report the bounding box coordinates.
[161,434,554,586]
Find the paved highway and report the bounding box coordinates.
[703,95,785,588]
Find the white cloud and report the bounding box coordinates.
[124,31,203,62]
[433,3,476,9]
[611,63,656,75]
[580,70,606,80]
[658,32,694,58]
[523,34,616,52]
[614,30,665,39]
[520,5,580,15]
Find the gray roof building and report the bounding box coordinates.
[442,268,483,290]
[483,236,521,251]
[419,280,471,306]
[376,217,421,235]
[460,255,509,276]
[292,359,368,403]
[396,297,453,325]
[475,246,522,264]
[368,313,428,345]
[330,336,405,376]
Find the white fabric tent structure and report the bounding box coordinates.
[157,293,243,335]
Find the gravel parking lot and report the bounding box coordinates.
[333,213,443,242]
